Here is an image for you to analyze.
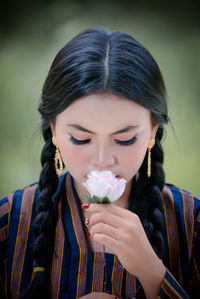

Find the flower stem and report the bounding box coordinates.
[103,244,107,292]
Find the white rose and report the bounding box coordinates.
[83,170,127,202]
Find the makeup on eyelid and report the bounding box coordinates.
[66,121,140,148]
[69,134,137,146]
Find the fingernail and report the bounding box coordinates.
[85,218,89,226]
[81,203,90,209]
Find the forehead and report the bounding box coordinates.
[55,93,151,128]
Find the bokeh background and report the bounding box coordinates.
[0,0,200,197]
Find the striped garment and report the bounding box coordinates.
[0,172,200,298]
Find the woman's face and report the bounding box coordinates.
[50,93,158,196]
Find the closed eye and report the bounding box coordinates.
[115,136,137,146]
[69,135,137,146]
[69,135,91,145]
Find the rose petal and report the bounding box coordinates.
[83,170,127,202]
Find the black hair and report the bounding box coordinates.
[20,28,168,298]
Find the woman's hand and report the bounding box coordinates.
[79,292,118,298]
[84,204,166,299]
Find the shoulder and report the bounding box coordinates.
[0,172,68,230]
[163,183,200,205]
[162,183,200,226]
[1,182,40,210]
[11,182,40,217]
[0,182,39,236]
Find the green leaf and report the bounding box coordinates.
[101,197,111,204]
[92,195,101,203]
[80,194,113,204]
[92,196,111,204]
[80,194,93,203]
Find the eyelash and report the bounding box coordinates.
[69,135,137,146]
[115,136,137,146]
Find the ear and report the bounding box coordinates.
[49,121,56,136]
[150,123,159,140]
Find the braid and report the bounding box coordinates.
[16,29,169,296]
[134,126,165,258]
[20,125,59,298]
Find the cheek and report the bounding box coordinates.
[58,140,88,175]
[119,142,148,176]
[60,144,83,165]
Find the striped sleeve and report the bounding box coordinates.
[0,196,10,242]
[159,269,189,298]
[0,195,12,297]
[159,191,200,298]
[185,208,200,296]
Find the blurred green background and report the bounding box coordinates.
[0,0,200,197]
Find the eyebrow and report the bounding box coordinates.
[67,124,139,135]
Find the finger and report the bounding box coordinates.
[88,209,141,236]
[92,232,122,254]
[90,222,122,241]
[89,210,124,229]
[90,221,134,251]
[86,203,135,219]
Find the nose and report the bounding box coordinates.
[90,142,116,169]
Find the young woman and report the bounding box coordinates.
[0,28,199,299]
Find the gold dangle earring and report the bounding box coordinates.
[52,136,63,176]
[147,138,155,178]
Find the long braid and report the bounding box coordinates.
[17,29,169,296]
[20,125,59,298]
[134,126,165,258]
